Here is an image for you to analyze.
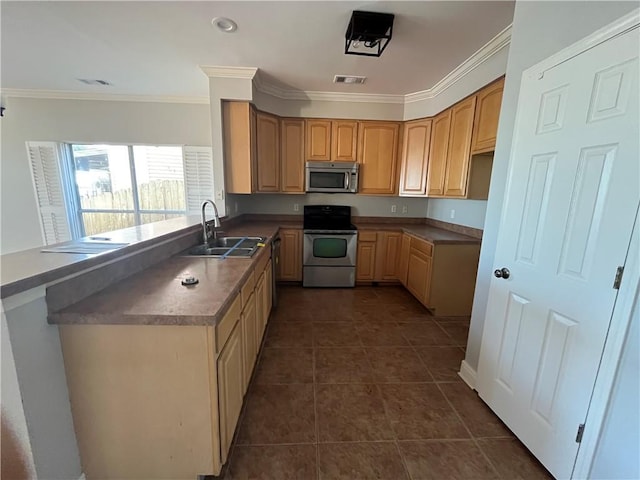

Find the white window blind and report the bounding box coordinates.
[183,146,215,214]
[25,141,72,245]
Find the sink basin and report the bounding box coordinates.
[185,236,266,258]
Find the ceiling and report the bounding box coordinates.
[1,1,515,100]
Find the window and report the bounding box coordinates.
[26,142,214,244]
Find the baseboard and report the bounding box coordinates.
[458,360,477,390]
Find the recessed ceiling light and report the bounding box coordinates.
[211,17,237,33]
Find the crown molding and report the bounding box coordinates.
[405,24,512,104]
[200,66,258,79]
[0,88,209,104]
[253,74,404,104]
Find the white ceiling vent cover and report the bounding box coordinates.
[333,75,366,85]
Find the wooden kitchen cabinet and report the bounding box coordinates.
[356,231,377,281]
[399,118,432,197]
[471,77,505,154]
[331,120,358,161]
[444,96,477,197]
[426,110,451,196]
[357,121,401,195]
[280,118,305,193]
[305,119,332,160]
[374,231,402,281]
[255,112,280,192]
[218,320,244,464]
[241,292,257,392]
[277,229,302,281]
[398,233,411,286]
[223,101,255,194]
[404,234,480,316]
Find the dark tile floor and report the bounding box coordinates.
[225,286,553,480]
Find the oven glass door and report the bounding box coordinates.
[308,171,348,191]
[303,233,357,266]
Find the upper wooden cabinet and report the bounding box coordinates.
[280,119,305,193]
[399,118,432,197]
[223,102,255,194]
[331,121,358,161]
[357,121,401,195]
[444,95,477,197]
[426,110,452,196]
[255,112,280,192]
[471,78,505,154]
[306,119,358,162]
[305,120,332,160]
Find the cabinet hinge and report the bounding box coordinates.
[576,423,585,443]
[613,266,624,290]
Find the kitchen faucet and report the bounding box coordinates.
[201,199,222,244]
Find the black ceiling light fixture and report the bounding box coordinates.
[345,10,395,57]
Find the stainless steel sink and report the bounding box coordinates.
[185,236,266,258]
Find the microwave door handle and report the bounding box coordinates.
[345,171,350,190]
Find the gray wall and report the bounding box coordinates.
[231,193,428,218]
[590,283,640,479]
[0,97,211,254]
[5,294,81,479]
[464,0,639,373]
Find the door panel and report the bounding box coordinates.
[280,119,305,193]
[477,29,639,479]
[399,119,432,196]
[331,121,358,161]
[255,112,280,192]
[357,121,401,195]
[444,96,476,197]
[426,110,451,196]
[306,120,331,161]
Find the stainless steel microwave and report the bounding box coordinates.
[305,161,359,193]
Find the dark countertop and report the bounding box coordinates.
[48,223,280,326]
[356,223,480,245]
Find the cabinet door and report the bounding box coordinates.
[277,229,302,281]
[241,292,257,392]
[357,121,401,195]
[218,321,244,464]
[444,96,476,197]
[398,233,411,286]
[265,260,273,314]
[255,273,266,344]
[305,120,332,161]
[356,241,377,281]
[375,232,402,281]
[331,120,358,161]
[223,101,253,194]
[280,118,305,193]
[471,77,504,154]
[256,112,280,192]
[406,249,432,306]
[399,119,432,196]
[426,110,452,196]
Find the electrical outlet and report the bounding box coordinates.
[293,204,300,212]
[402,205,408,214]
[391,205,397,213]
[215,190,224,200]
[450,209,456,219]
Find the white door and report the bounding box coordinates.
[477,27,639,479]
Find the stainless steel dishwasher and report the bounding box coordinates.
[271,235,281,307]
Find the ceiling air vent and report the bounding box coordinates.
[77,79,112,86]
[334,75,366,85]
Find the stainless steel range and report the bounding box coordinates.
[303,205,358,288]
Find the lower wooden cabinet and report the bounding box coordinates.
[374,231,402,281]
[356,231,377,281]
[59,251,275,479]
[218,320,244,464]
[398,233,411,286]
[406,238,433,306]
[277,229,302,281]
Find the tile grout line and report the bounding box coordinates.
[311,322,321,480]
[434,380,504,479]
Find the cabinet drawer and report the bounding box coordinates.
[216,294,242,352]
[359,230,377,242]
[410,237,433,257]
[241,271,256,307]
